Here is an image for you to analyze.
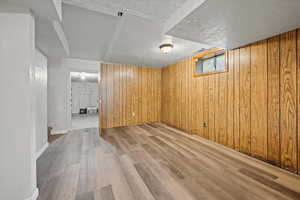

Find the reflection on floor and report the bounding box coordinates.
[71,114,98,130]
[37,123,300,200]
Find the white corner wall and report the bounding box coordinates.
[47,59,70,133]
[34,49,48,156]
[0,8,38,200]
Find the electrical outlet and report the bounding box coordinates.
[203,122,207,127]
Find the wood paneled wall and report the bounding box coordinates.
[161,29,300,173]
[100,63,161,129]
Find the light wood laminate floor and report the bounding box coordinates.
[37,123,300,200]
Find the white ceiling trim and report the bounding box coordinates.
[62,0,154,22]
[163,0,207,34]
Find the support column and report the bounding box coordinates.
[0,5,37,200]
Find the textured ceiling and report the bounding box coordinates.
[167,0,300,49]
[62,3,210,68]
[61,0,300,67]
[103,14,210,67]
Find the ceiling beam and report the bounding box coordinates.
[36,18,70,57]
[53,20,70,56]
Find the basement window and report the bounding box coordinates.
[194,49,227,77]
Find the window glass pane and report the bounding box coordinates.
[195,61,203,74]
[216,54,225,71]
[202,57,215,73]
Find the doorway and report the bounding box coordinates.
[70,72,99,130]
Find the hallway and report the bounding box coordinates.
[71,114,99,130]
[37,123,300,200]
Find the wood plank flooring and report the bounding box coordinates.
[37,123,300,200]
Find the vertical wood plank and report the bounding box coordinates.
[146,68,150,122]
[123,65,127,126]
[118,65,122,127]
[138,67,142,124]
[182,61,187,131]
[187,59,191,132]
[208,75,216,141]
[227,50,235,148]
[161,68,166,123]
[187,58,193,133]
[133,67,139,125]
[197,75,204,137]
[233,49,240,151]
[129,66,134,125]
[219,72,228,146]
[108,65,114,128]
[177,64,182,128]
[194,63,198,135]
[280,31,297,171]
[150,68,154,122]
[142,67,147,123]
[267,36,281,165]
[125,65,129,125]
[113,65,120,127]
[203,76,209,139]
[101,64,107,128]
[239,45,251,154]
[297,29,300,174]
[250,40,268,160]
[158,70,162,122]
[214,74,220,143]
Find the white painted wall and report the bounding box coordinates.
[71,82,98,114]
[48,58,99,134]
[48,59,70,133]
[0,8,38,200]
[34,49,48,155]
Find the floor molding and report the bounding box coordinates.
[51,129,68,135]
[24,187,39,200]
[35,142,49,160]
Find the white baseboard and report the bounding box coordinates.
[24,187,39,200]
[35,142,49,160]
[51,129,68,135]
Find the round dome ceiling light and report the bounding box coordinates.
[159,43,174,54]
[80,72,86,80]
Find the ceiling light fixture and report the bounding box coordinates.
[80,72,86,80]
[159,43,174,54]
